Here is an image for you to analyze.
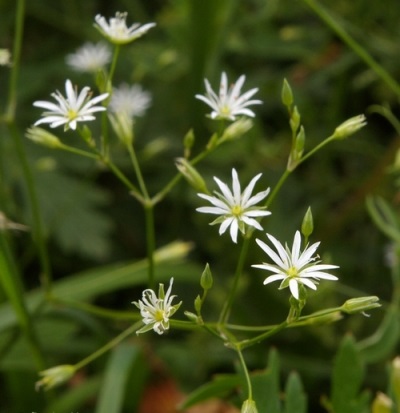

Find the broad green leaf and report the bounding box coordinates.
[95,343,141,413]
[179,374,242,410]
[284,371,307,413]
[357,306,400,363]
[331,334,366,413]
[252,348,281,413]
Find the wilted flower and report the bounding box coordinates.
[197,168,271,243]
[35,365,75,391]
[94,12,156,45]
[33,79,109,131]
[133,278,181,335]
[66,42,112,73]
[195,72,262,121]
[109,83,151,118]
[253,231,338,299]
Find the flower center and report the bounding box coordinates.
[287,266,298,278]
[231,205,243,217]
[154,309,165,322]
[67,109,78,121]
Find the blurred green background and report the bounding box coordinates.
[1,0,400,412]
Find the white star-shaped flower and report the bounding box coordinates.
[94,12,156,45]
[66,42,112,73]
[197,168,271,243]
[33,79,109,131]
[252,231,339,299]
[133,278,182,335]
[109,83,151,118]
[195,72,262,121]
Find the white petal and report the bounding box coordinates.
[289,279,299,299]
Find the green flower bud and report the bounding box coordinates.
[35,365,76,391]
[109,112,134,146]
[341,296,381,314]
[219,118,253,144]
[281,78,293,107]
[301,207,314,238]
[184,311,200,323]
[183,128,195,158]
[194,295,202,314]
[200,263,213,290]
[289,105,301,134]
[175,158,208,193]
[241,399,258,413]
[333,114,367,140]
[391,357,400,404]
[371,392,392,413]
[26,127,63,149]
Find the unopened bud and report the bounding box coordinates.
[281,78,293,107]
[301,207,314,238]
[219,118,253,143]
[341,296,380,314]
[372,392,392,413]
[109,112,134,146]
[183,129,195,158]
[200,263,213,290]
[175,158,208,193]
[26,127,63,149]
[194,295,202,314]
[35,365,75,391]
[0,49,11,66]
[241,399,258,413]
[333,114,367,140]
[289,105,301,134]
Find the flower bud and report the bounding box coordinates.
[289,105,300,134]
[26,127,63,149]
[333,114,367,140]
[175,158,208,193]
[241,399,258,413]
[219,118,253,143]
[341,296,381,314]
[183,129,195,158]
[200,263,213,290]
[371,392,392,413]
[391,357,400,405]
[194,295,202,314]
[0,49,11,66]
[109,112,134,146]
[35,365,75,391]
[301,207,314,238]
[281,78,293,107]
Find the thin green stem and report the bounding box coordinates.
[296,135,336,167]
[144,205,156,289]
[218,237,250,325]
[0,233,46,371]
[237,348,253,400]
[265,169,291,208]
[127,144,149,199]
[301,0,400,98]
[74,321,141,371]
[108,44,120,85]
[5,0,24,122]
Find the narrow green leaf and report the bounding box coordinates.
[284,372,307,413]
[95,343,140,413]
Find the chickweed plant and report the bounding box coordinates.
[4,2,400,412]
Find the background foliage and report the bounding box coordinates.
[1,0,400,412]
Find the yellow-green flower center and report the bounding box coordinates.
[154,309,164,322]
[287,266,298,278]
[67,109,78,120]
[231,205,243,217]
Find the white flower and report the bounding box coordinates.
[252,231,339,299]
[109,83,151,118]
[66,42,112,73]
[94,12,156,45]
[195,72,262,121]
[197,168,271,243]
[133,278,181,335]
[33,79,109,131]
